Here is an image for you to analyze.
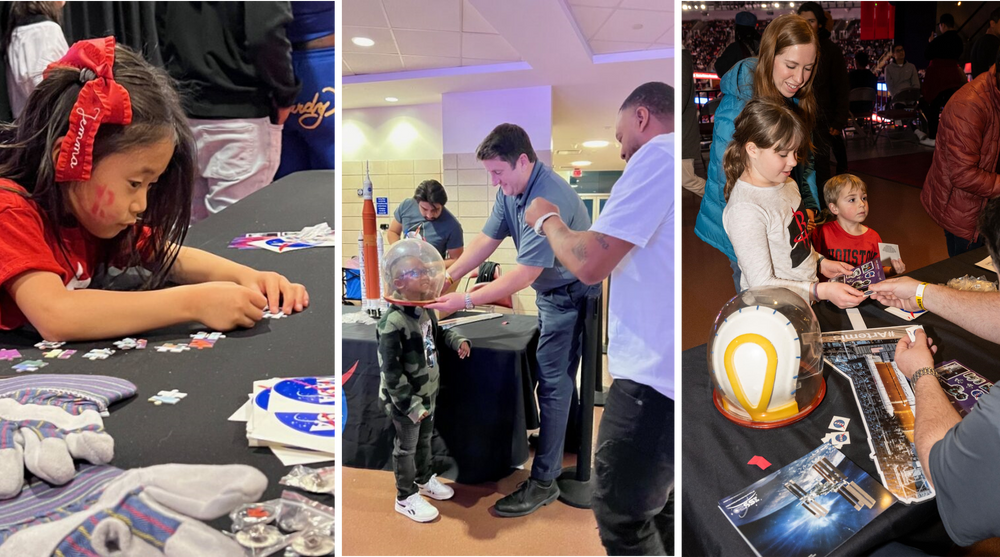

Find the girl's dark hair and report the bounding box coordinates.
[414,179,447,206]
[723,97,810,200]
[4,2,63,55]
[0,44,194,290]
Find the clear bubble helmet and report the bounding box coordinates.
[708,287,826,428]
[381,238,447,303]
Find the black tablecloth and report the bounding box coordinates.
[342,306,538,484]
[682,248,1000,556]
[0,170,335,508]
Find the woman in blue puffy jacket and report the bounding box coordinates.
[695,14,822,290]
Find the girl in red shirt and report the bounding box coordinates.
[0,37,307,340]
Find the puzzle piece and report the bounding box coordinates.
[42,349,76,359]
[0,349,22,361]
[113,338,147,350]
[148,389,188,405]
[34,341,65,350]
[190,332,226,341]
[13,360,47,373]
[189,339,214,350]
[154,343,190,353]
[262,309,287,319]
[82,349,115,361]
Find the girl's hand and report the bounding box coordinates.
[806,209,817,233]
[891,258,906,274]
[457,342,471,359]
[817,281,866,308]
[191,283,267,330]
[237,270,309,315]
[820,258,855,279]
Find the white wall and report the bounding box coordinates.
[342,103,444,162]
[442,86,553,154]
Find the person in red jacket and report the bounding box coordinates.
[921,50,1000,257]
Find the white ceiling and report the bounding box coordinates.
[343,0,674,171]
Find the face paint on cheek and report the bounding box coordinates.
[88,184,115,221]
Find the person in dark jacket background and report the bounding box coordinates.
[677,42,705,197]
[797,2,849,181]
[971,7,1000,80]
[156,1,302,224]
[919,13,967,146]
[714,11,760,80]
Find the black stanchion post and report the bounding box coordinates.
[595,276,609,406]
[558,290,601,508]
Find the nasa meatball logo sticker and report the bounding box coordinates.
[273,378,336,405]
[828,416,850,432]
[275,412,336,437]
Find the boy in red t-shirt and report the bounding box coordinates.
[811,174,906,276]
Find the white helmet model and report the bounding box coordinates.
[709,287,823,426]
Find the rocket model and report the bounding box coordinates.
[361,161,386,315]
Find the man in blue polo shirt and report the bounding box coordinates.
[428,123,595,517]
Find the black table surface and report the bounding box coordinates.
[341,306,539,483]
[0,170,335,506]
[682,247,1000,556]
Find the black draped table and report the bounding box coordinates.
[0,170,335,507]
[682,247,1000,556]
[342,306,539,484]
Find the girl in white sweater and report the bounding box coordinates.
[722,98,864,308]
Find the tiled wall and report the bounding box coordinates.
[343,151,551,315]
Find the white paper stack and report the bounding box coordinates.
[230,376,336,466]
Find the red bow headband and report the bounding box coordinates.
[44,36,133,183]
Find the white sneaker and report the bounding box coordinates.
[395,493,439,523]
[914,129,928,140]
[919,137,936,147]
[417,474,455,500]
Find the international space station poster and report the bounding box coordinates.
[719,443,896,557]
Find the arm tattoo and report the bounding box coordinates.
[594,233,610,250]
[572,240,587,263]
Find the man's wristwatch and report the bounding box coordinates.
[533,212,560,237]
[464,293,474,310]
[911,367,938,384]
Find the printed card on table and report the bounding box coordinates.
[877,243,900,266]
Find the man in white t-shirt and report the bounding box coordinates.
[526,81,674,556]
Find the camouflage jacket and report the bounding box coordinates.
[376,305,469,424]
